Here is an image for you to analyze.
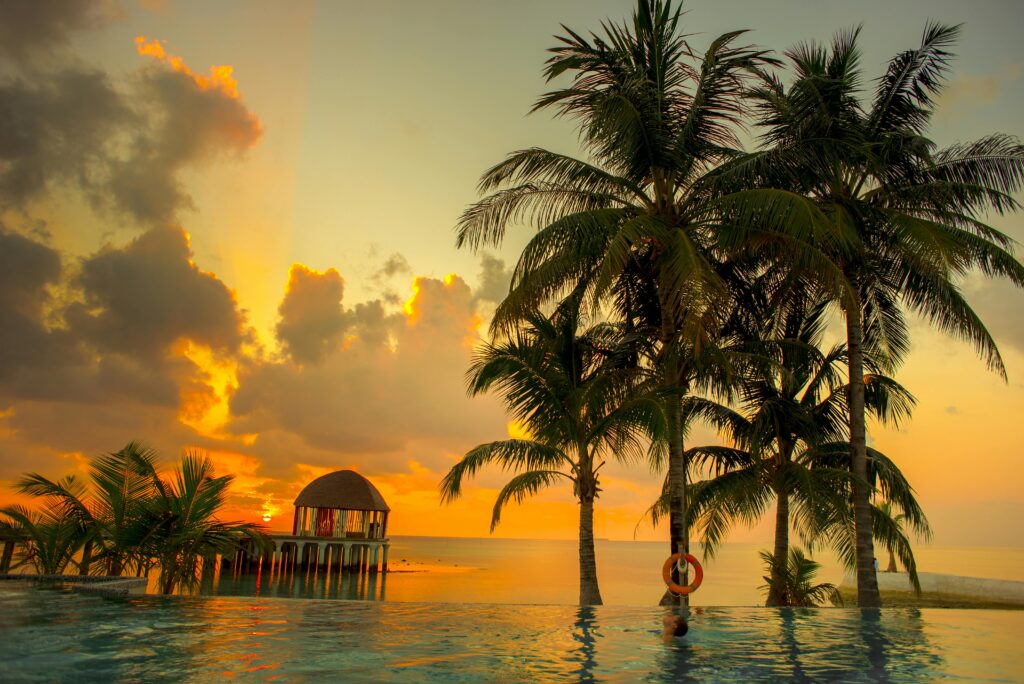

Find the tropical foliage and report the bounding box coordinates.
[877,500,915,573]
[15,443,159,576]
[451,0,1023,607]
[2,442,266,594]
[759,547,842,607]
[455,0,787,605]
[128,449,268,595]
[729,22,1024,606]
[683,294,931,603]
[0,503,84,575]
[441,295,663,605]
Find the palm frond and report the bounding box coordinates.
[490,470,569,532]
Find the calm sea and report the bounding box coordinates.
[204,536,1024,606]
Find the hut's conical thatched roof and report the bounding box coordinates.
[294,470,390,511]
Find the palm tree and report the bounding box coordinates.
[440,297,662,605]
[16,442,159,576]
[877,500,909,572]
[454,0,797,603]
[759,547,842,607]
[0,502,85,575]
[811,443,932,594]
[126,449,267,595]
[735,24,1024,606]
[678,289,930,604]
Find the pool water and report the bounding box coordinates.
[1,584,1021,682]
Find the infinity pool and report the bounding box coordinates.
[1,584,1021,682]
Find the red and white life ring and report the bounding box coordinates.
[662,552,703,595]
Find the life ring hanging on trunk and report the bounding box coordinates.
[662,552,703,595]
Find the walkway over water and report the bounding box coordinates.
[223,533,390,577]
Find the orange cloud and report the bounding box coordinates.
[178,340,240,438]
[403,274,482,345]
[135,36,241,99]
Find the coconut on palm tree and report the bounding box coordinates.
[732,24,1024,606]
[440,296,663,605]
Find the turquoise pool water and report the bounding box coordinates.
[1,584,1021,682]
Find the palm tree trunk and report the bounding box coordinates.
[661,390,688,607]
[886,549,897,573]
[79,539,93,576]
[578,496,602,605]
[161,559,177,594]
[846,300,881,607]
[766,487,789,607]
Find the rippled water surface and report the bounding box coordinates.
[1,584,1021,682]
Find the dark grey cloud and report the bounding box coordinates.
[0,226,243,411]
[0,5,270,495]
[0,25,261,226]
[970,278,1024,356]
[66,225,244,359]
[231,274,506,470]
[0,226,250,488]
[0,69,133,209]
[474,253,512,304]
[276,265,348,365]
[275,264,410,364]
[107,67,262,224]
[0,230,81,391]
[0,0,120,65]
[349,300,391,347]
[378,253,412,278]
[0,228,61,311]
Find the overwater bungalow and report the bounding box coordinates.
[230,469,391,575]
[291,469,390,542]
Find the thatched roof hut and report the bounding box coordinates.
[292,470,390,539]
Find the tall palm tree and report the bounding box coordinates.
[454,0,797,603]
[734,24,1024,605]
[682,293,930,603]
[811,441,932,594]
[16,442,158,576]
[126,449,267,595]
[440,297,662,605]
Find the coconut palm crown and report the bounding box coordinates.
[440,295,663,605]
[454,0,803,605]
[727,23,1024,606]
[684,295,930,602]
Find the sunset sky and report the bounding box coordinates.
[1,0,1022,547]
